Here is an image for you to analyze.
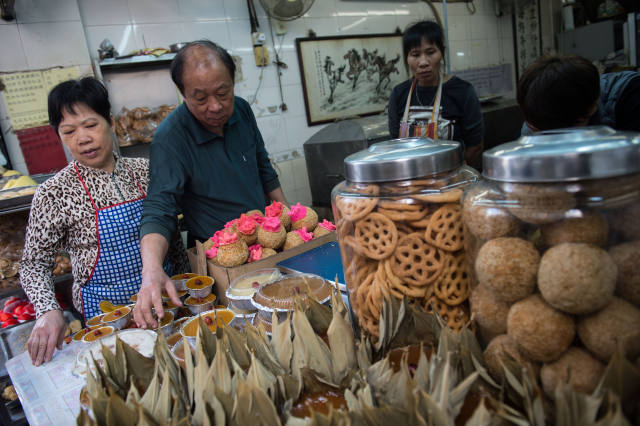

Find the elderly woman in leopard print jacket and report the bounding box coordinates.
[20,77,187,366]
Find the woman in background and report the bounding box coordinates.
[388,20,483,168]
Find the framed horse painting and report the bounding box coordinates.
[295,33,406,126]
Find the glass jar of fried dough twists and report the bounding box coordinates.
[331,138,479,340]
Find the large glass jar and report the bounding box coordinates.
[463,127,640,395]
[331,138,479,340]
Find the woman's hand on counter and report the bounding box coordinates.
[27,309,66,366]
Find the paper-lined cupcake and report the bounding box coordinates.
[287,203,318,231]
[257,217,286,249]
[216,232,249,267]
[283,227,314,250]
[313,219,336,238]
[265,201,291,231]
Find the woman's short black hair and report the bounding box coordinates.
[170,40,236,94]
[517,55,600,130]
[403,20,445,67]
[48,77,111,134]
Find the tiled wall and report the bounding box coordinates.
[1,0,515,205]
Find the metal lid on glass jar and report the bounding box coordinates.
[483,126,640,182]
[343,138,462,183]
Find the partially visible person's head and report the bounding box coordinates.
[403,21,445,86]
[171,40,236,134]
[517,55,600,131]
[48,77,115,171]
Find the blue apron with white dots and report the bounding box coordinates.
[74,163,170,320]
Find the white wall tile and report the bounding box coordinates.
[0,25,28,71]
[85,24,142,59]
[281,84,306,116]
[445,3,472,17]
[486,39,501,66]
[247,85,281,117]
[276,18,308,50]
[78,0,131,26]
[447,15,469,42]
[470,39,489,68]
[290,157,308,191]
[285,113,318,151]
[303,17,339,38]
[256,115,288,154]
[500,37,514,65]
[498,14,513,39]
[337,15,396,35]
[227,18,256,55]
[136,23,185,48]
[20,21,91,68]
[235,52,278,92]
[182,20,230,45]
[275,159,294,194]
[223,0,255,20]
[449,40,471,71]
[304,0,337,18]
[470,14,499,40]
[177,0,226,21]
[15,0,80,23]
[128,0,180,24]
[279,49,302,86]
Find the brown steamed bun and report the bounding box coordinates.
[470,284,511,344]
[283,231,305,251]
[538,243,616,315]
[507,295,575,363]
[540,210,608,247]
[256,217,286,250]
[540,347,605,397]
[289,203,319,231]
[577,297,640,362]
[609,201,640,241]
[262,248,277,259]
[217,239,249,267]
[475,237,540,303]
[483,334,539,382]
[503,183,575,224]
[462,184,522,240]
[609,240,640,307]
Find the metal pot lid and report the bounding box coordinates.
[483,126,640,182]
[344,138,462,183]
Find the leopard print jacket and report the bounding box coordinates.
[20,156,188,318]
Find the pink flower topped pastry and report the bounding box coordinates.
[295,227,314,242]
[265,201,284,217]
[251,212,266,225]
[224,218,238,230]
[313,219,336,238]
[248,244,263,263]
[266,201,291,230]
[286,202,319,231]
[237,213,256,235]
[287,203,307,222]
[257,217,286,249]
[205,246,218,259]
[210,230,226,248]
[318,219,336,231]
[261,216,282,232]
[218,231,239,245]
[216,232,248,267]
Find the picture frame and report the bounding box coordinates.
[295,33,407,126]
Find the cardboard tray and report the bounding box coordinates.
[187,233,337,305]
